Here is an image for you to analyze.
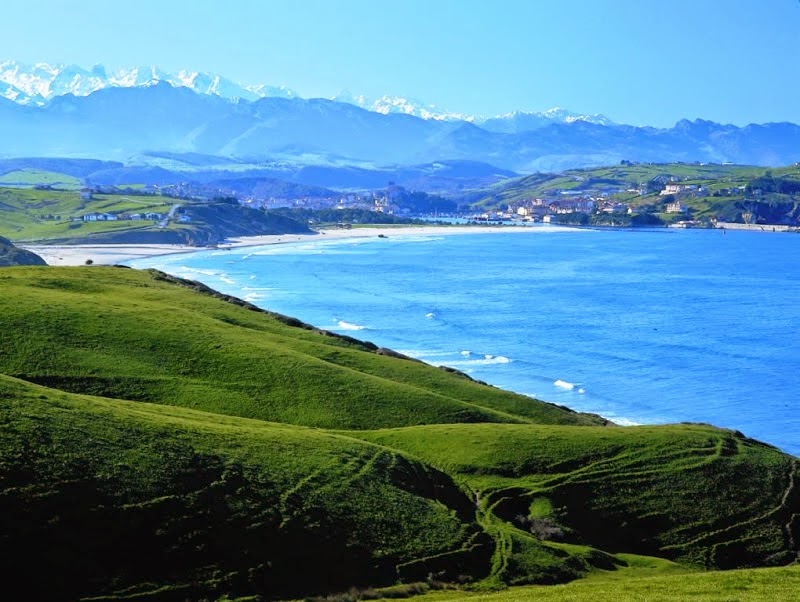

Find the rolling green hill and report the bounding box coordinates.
[0,167,82,189]
[357,424,798,570]
[0,373,484,600]
[0,267,600,429]
[467,163,770,207]
[0,186,173,241]
[0,266,797,600]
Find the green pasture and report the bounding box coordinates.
[0,186,173,241]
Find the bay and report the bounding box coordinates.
[128,226,800,455]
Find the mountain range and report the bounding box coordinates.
[1,60,799,177]
[0,60,296,106]
[0,60,610,125]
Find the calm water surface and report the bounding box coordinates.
[128,226,800,455]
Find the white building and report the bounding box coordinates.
[665,200,687,213]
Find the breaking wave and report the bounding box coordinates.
[336,320,366,331]
[554,379,576,389]
[440,355,512,367]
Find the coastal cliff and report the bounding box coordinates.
[0,235,46,266]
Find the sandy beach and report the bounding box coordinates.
[20,225,567,267]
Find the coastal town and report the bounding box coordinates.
[15,160,800,240]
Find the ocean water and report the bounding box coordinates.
[127,226,800,456]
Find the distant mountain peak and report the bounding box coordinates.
[476,108,615,133]
[331,90,475,121]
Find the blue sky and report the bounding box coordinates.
[5,0,800,126]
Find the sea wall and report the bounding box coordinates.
[714,222,799,233]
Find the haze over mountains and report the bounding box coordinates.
[2,60,800,175]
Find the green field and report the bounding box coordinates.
[0,168,83,189]
[0,187,311,245]
[0,186,173,241]
[0,266,797,600]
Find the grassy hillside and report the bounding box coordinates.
[0,157,122,177]
[0,373,486,600]
[423,563,800,602]
[0,267,600,429]
[0,186,175,241]
[0,266,797,600]
[0,188,310,244]
[356,424,798,570]
[0,167,82,189]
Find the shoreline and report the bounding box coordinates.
[19,221,797,267]
[20,224,575,267]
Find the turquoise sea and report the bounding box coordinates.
[128,226,800,456]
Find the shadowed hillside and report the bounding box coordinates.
[357,424,799,573]
[0,235,45,266]
[0,374,487,600]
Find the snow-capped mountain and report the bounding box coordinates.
[0,60,298,105]
[476,108,614,133]
[108,65,172,88]
[332,90,476,122]
[0,81,34,104]
[245,83,298,100]
[330,92,613,129]
[0,60,609,131]
[0,61,109,101]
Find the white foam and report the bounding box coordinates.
[178,267,219,277]
[375,235,445,244]
[248,238,381,257]
[554,379,576,390]
[438,355,512,367]
[397,350,461,358]
[578,388,586,394]
[337,320,366,331]
[426,312,435,319]
[460,350,471,356]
